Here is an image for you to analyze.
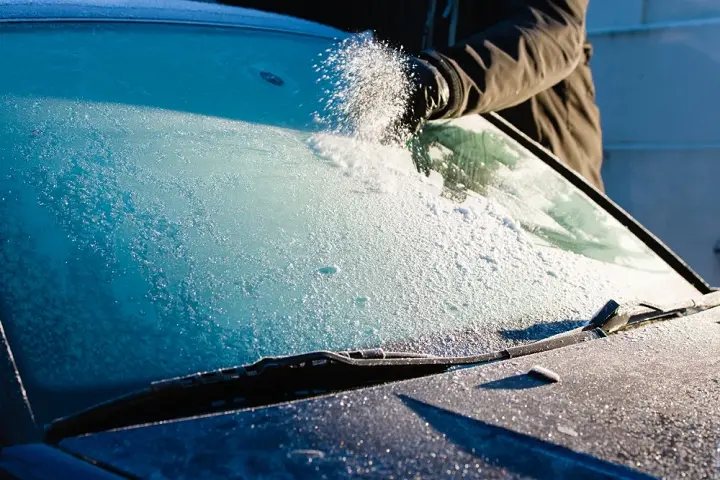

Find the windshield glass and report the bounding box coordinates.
[0,22,699,424]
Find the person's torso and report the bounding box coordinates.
[220,0,604,190]
[361,0,603,189]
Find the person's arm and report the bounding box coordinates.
[422,0,589,119]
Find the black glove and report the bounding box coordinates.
[400,56,451,138]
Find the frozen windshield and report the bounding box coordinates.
[0,22,698,424]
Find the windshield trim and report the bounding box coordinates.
[0,316,37,446]
[479,112,712,294]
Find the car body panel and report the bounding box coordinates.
[0,444,124,480]
[58,310,720,479]
[0,0,344,39]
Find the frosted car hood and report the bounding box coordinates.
[59,309,720,479]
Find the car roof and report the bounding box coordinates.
[0,0,346,39]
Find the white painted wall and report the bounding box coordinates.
[587,0,643,30]
[591,22,720,146]
[588,0,720,28]
[644,0,720,23]
[602,149,720,287]
[587,0,720,286]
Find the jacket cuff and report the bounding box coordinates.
[418,50,464,120]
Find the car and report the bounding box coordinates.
[1,1,718,479]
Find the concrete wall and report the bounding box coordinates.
[587,0,720,286]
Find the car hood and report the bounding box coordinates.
[57,308,720,479]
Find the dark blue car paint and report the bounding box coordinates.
[50,310,720,479]
[0,444,123,480]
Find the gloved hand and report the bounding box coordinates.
[400,56,451,138]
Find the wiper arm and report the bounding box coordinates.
[585,290,720,335]
[44,292,720,444]
[45,330,603,443]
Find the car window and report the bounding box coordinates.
[0,22,699,424]
[412,118,665,272]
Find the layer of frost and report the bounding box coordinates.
[0,23,700,423]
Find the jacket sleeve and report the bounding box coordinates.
[422,0,589,119]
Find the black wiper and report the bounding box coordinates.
[44,329,603,443]
[585,290,720,335]
[45,291,720,444]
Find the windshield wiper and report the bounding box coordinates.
[584,290,720,335]
[44,329,604,443]
[45,291,720,444]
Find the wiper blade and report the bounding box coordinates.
[45,330,603,443]
[585,290,720,335]
[44,292,720,444]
